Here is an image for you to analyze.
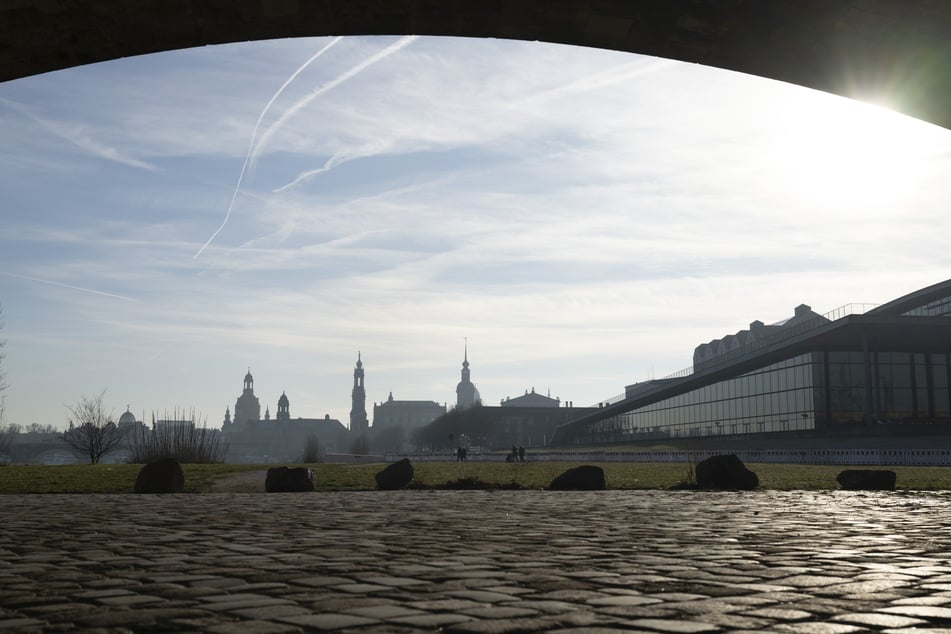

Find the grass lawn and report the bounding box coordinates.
[0,463,263,494]
[2,460,951,493]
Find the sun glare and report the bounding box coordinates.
[769,92,945,210]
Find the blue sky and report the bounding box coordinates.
[1,36,950,430]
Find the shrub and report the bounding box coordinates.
[299,434,321,463]
[127,410,226,464]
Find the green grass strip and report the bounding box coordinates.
[3,461,951,494]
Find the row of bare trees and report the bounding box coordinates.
[0,305,227,465]
[0,304,8,459]
[60,392,226,464]
[62,391,125,464]
[126,409,226,464]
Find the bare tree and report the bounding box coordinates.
[126,408,226,464]
[349,434,369,456]
[299,434,321,463]
[0,304,9,460]
[0,425,12,459]
[0,303,7,437]
[25,422,57,435]
[63,391,125,464]
[371,425,405,454]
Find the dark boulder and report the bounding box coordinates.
[695,454,758,490]
[134,458,185,494]
[548,465,606,490]
[836,469,896,491]
[375,458,414,490]
[265,466,315,492]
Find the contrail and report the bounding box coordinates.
[193,36,344,259]
[3,272,139,302]
[0,96,158,171]
[251,35,419,172]
[519,57,677,106]
[272,151,359,193]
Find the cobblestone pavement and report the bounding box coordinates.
[4,490,951,632]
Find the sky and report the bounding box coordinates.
[1,35,950,430]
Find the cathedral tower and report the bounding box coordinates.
[456,341,481,410]
[350,352,369,433]
[277,391,290,423]
[233,368,261,425]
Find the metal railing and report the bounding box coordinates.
[386,447,951,466]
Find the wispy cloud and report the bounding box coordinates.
[0,96,159,171]
[3,272,139,302]
[517,57,678,106]
[2,36,950,430]
[194,36,344,259]
[273,149,369,193]
[251,36,419,169]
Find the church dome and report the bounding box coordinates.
[278,391,289,406]
[118,409,136,425]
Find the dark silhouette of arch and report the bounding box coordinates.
[2,1,950,129]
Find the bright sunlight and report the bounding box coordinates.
[769,91,946,211]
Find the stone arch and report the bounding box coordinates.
[2,1,950,129]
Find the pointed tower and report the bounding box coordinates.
[277,391,290,423]
[350,352,369,433]
[233,367,261,425]
[456,340,481,410]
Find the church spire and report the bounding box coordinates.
[277,391,290,422]
[234,368,261,425]
[456,339,480,410]
[350,352,369,434]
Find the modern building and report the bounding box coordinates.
[154,417,196,433]
[551,280,951,446]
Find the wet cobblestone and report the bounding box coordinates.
[3,490,951,631]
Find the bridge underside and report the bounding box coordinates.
[2,1,950,130]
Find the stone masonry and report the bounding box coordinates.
[3,490,951,632]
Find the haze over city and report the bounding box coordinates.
[1,35,950,430]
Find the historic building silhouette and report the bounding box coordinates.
[501,387,560,408]
[455,343,481,410]
[349,352,369,435]
[221,369,348,462]
[372,392,446,432]
[232,369,261,426]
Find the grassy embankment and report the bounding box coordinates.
[2,461,951,493]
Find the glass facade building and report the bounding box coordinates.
[554,281,951,446]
